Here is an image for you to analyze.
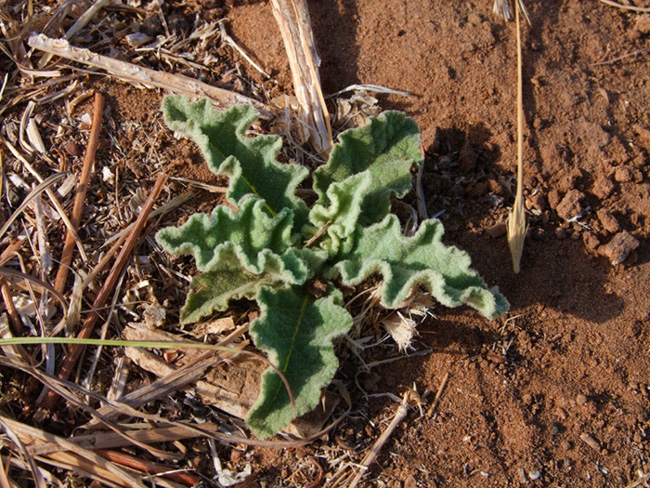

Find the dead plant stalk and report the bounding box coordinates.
[53,92,103,294]
[507,1,527,274]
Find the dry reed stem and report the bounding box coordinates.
[507,1,527,274]
[95,449,199,486]
[54,92,104,294]
[0,415,143,488]
[40,173,168,410]
[271,0,333,157]
[0,454,13,488]
[27,34,271,117]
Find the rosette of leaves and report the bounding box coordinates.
[157,96,508,438]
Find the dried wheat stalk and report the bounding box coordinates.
[271,0,333,157]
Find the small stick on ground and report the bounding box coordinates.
[506,0,528,274]
[39,173,168,411]
[347,391,414,488]
[54,92,104,294]
[27,34,271,117]
[428,371,449,416]
[0,277,22,336]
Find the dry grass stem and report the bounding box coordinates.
[507,1,528,274]
[54,92,104,294]
[27,34,271,116]
[0,172,68,241]
[0,415,145,488]
[427,372,449,415]
[590,47,650,67]
[626,472,650,488]
[40,173,168,410]
[271,0,333,157]
[219,21,270,78]
[347,391,415,488]
[597,0,650,12]
[493,0,530,23]
[0,136,89,261]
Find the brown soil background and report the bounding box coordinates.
[221,1,650,486]
[2,0,650,486]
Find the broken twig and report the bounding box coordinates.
[54,92,104,294]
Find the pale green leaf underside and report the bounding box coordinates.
[313,111,422,226]
[247,286,353,438]
[162,96,309,224]
[330,215,509,320]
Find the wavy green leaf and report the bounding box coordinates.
[329,215,509,319]
[156,198,295,272]
[156,199,326,322]
[162,96,309,223]
[247,286,353,438]
[313,111,422,226]
[306,172,372,255]
[181,264,274,323]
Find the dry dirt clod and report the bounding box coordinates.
[599,230,640,265]
[583,231,599,250]
[614,166,633,183]
[634,14,650,35]
[596,208,620,233]
[592,175,615,199]
[556,189,585,220]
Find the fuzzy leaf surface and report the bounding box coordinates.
[313,111,422,226]
[181,264,276,323]
[156,198,294,272]
[156,199,325,322]
[247,286,353,438]
[162,96,309,223]
[329,215,509,319]
[306,172,372,255]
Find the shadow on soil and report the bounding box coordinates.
[418,124,622,326]
[308,0,361,93]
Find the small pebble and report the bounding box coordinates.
[486,222,507,239]
[529,192,547,211]
[576,394,588,406]
[528,470,542,481]
[64,141,81,156]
